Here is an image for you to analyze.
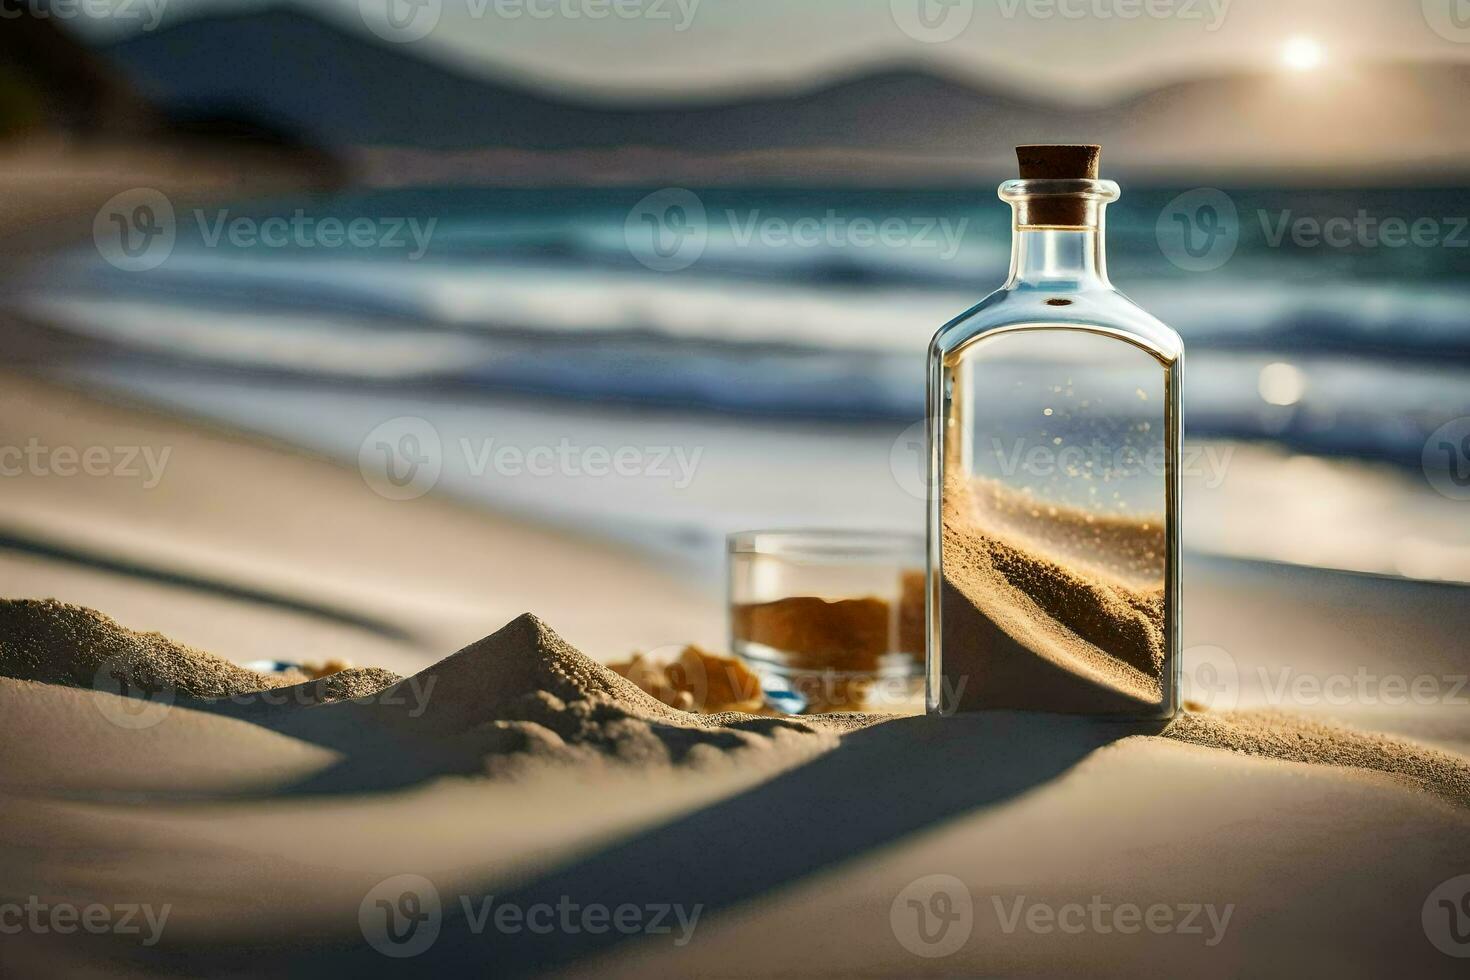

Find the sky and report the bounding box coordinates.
[67,0,1470,102]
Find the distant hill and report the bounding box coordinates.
[101,8,1470,184]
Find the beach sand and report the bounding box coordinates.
[2,371,1469,977]
[2,598,1468,978]
[0,369,722,671]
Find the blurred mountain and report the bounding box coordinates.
[0,15,157,138]
[101,8,1470,184]
[0,9,341,252]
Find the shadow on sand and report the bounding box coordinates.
[147,709,1154,976]
[427,712,1153,976]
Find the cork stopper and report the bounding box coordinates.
[1012,144,1103,228]
[1016,144,1100,180]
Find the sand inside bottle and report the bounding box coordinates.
[941,477,1165,712]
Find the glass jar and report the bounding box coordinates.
[728,530,925,715]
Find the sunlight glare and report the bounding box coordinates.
[1282,37,1324,72]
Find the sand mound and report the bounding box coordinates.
[0,598,401,706]
[372,612,679,733]
[305,666,404,702]
[0,600,837,773]
[1,598,296,698]
[366,613,840,772]
[1165,709,1470,809]
[939,479,1166,714]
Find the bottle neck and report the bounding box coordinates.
[1006,226,1109,290]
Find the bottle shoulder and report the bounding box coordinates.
[930,284,1183,363]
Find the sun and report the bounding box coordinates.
[1281,36,1324,72]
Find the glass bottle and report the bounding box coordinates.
[926,145,1181,719]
